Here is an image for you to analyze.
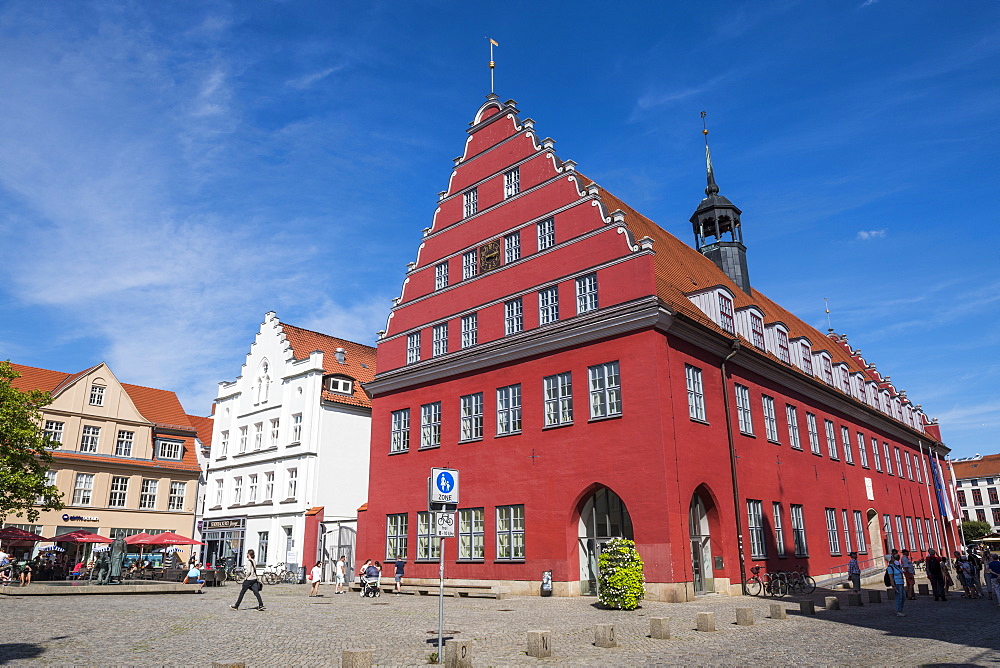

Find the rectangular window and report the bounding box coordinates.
[894,515,905,550]
[80,425,100,453]
[791,504,808,557]
[822,357,834,385]
[504,166,520,198]
[458,508,485,560]
[290,414,301,443]
[871,437,882,471]
[786,406,801,449]
[504,231,520,263]
[857,432,869,468]
[420,402,442,448]
[109,476,128,508]
[882,514,894,551]
[264,472,274,501]
[750,314,765,349]
[800,343,813,375]
[38,469,57,504]
[806,413,820,455]
[842,509,852,554]
[435,262,449,290]
[432,323,448,357]
[44,420,64,443]
[972,488,984,506]
[957,489,967,505]
[460,393,484,441]
[686,365,706,422]
[773,502,786,557]
[826,508,841,556]
[825,420,838,459]
[504,298,523,335]
[406,332,421,364]
[915,457,923,483]
[463,188,478,218]
[762,395,778,441]
[168,481,186,511]
[239,426,248,453]
[496,505,525,560]
[883,442,893,475]
[115,430,134,457]
[287,468,298,499]
[894,447,903,478]
[544,372,573,427]
[906,517,916,551]
[841,426,854,464]
[461,313,478,348]
[776,329,790,364]
[589,361,622,419]
[990,488,999,505]
[157,439,182,460]
[993,509,1000,526]
[747,500,766,559]
[417,511,440,560]
[538,286,559,325]
[917,518,927,550]
[258,531,269,565]
[718,294,735,333]
[904,452,913,480]
[386,513,408,560]
[390,409,410,453]
[537,217,555,251]
[219,430,229,457]
[853,510,868,554]
[253,423,263,451]
[575,274,598,314]
[89,384,105,406]
[248,474,258,503]
[215,479,223,507]
[139,479,157,509]
[462,250,477,279]
[496,384,522,435]
[73,473,94,505]
[270,418,280,447]
[233,477,243,504]
[735,384,753,435]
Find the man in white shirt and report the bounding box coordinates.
[0,549,9,567]
[335,556,346,594]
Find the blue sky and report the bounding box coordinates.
[1,1,997,458]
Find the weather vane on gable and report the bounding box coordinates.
[486,37,499,93]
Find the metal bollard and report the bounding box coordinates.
[650,617,671,639]
[527,630,551,658]
[595,624,617,648]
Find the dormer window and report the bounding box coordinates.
[718,294,735,334]
[798,341,813,375]
[776,329,790,364]
[837,365,851,393]
[880,392,890,414]
[820,356,834,385]
[89,384,105,406]
[156,439,183,460]
[749,313,765,349]
[326,376,354,394]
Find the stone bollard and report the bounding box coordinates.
[769,603,787,619]
[825,596,841,610]
[445,638,473,668]
[799,600,816,615]
[341,649,373,668]
[735,607,754,626]
[868,590,882,604]
[886,587,896,600]
[527,630,551,658]
[918,583,929,596]
[595,624,617,648]
[847,593,863,606]
[650,617,671,639]
[696,612,716,632]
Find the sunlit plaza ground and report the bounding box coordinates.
[3,575,1000,666]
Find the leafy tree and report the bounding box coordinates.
[0,361,63,522]
[597,537,645,610]
[961,520,992,543]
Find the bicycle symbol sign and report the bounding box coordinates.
[430,467,459,504]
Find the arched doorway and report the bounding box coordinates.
[577,487,633,595]
[867,509,885,563]
[690,491,715,594]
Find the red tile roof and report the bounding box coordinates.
[280,324,377,409]
[952,456,1000,480]
[187,415,214,451]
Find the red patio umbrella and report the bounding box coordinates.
[46,530,112,543]
[0,527,46,542]
[125,532,158,570]
[146,532,204,545]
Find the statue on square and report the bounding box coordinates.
[107,534,128,584]
[93,553,110,584]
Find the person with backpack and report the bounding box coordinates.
[230,549,265,611]
[925,548,947,601]
[886,554,906,616]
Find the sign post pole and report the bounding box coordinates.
[429,468,459,661]
[438,535,445,660]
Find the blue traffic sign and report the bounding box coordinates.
[436,471,455,494]
[429,467,459,504]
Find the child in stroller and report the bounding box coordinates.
[360,560,381,597]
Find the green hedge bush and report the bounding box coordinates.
[597,537,645,610]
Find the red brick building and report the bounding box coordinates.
[357,95,959,600]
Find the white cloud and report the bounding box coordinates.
[856,229,887,240]
[286,66,344,90]
[860,0,879,7]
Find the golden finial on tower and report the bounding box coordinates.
[487,37,499,93]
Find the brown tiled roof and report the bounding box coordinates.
[188,415,214,451]
[52,450,201,473]
[121,383,195,431]
[281,324,377,409]
[952,456,1000,480]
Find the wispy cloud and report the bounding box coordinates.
[860,0,879,8]
[856,229,887,240]
[630,72,739,121]
[286,66,343,90]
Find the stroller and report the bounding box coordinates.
[360,566,381,597]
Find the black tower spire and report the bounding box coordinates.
[691,112,751,294]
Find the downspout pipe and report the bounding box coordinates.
[720,339,747,595]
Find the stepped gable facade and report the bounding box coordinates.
[357,95,957,601]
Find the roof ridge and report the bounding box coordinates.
[281,322,376,352]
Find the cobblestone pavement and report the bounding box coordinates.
[2,579,1000,666]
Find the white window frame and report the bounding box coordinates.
[239,426,248,454]
[435,262,449,290]
[543,372,573,427]
[906,516,916,550]
[109,476,128,508]
[686,365,705,422]
[826,508,841,556]
[496,505,525,560]
[853,510,868,554]
[799,341,813,375]
[219,430,229,457]
[420,402,442,448]
[233,476,243,504]
[80,425,100,453]
[139,478,158,509]
[248,474,258,503]
[287,468,298,499]
[894,446,904,477]
[168,481,186,511]
[842,509,852,555]
[253,423,263,451]
[773,502,786,557]
[291,414,302,443]
[460,393,484,441]
[504,231,520,264]
[496,384,522,435]
[791,504,808,557]
[718,294,735,333]
[871,438,882,472]
[575,274,598,314]
[390,409,411,453]
[776,329,790,364]
[115,430,134,457]
[537,217,555,251]
[215,479,224,507]
[786,405,801,449]
[157,439,182,460]
[588,361,622,419]
[762,395,778,441]
[44,420,64,443]
[417,511,441,561]
[463,188,478,218]
[432,323,448,357]
[461,313,478,349]
[406,332,421,364]
[386,513,408,560]
[270,418,280,447]
[750,313,765,349]
[89,384,105,406]
[458,507,485,561]
[538,286,559,325]
[504,167,520,198]
[857,432,869,468]
[825,419,838,460]
[806,413,820,454]
[73,473,94,505]
[735,384,753,435]
[747,499,766,559]
[264,472,274,501]
[462,250,477,280]
[504,298,523,335]
[841,426,853,464]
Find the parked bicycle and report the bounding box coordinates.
[774,564,816,594]
[219,563,245,583]
[262,562,299,585]
[746,565,787,597]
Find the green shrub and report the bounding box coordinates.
[597,537,645,610]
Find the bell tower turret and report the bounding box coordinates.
[690,112,751,294]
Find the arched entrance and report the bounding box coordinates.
[577,487,633,595]
[690,491,715,594]
[867,509,885,563]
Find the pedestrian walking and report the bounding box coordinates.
[925,548,947,601]
[335,555,346,594]
[393,554,405,595]
[968,548,984,597]
[230,549,265,611]
[988,554,1000,604]
[900,549,916,600]
[308,560,322,597]
[847,552,861,593]
[957,556,978,598]
[886,554,906,616]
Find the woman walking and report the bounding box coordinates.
[308,560,322,597]
[230,549,265,611]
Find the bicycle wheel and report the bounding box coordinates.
[802,576,816,594]
[772,579,788,597]
[283,570,298,584]
[746,577,762,596]
[234,569,245,583]
[264,572,278,585]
